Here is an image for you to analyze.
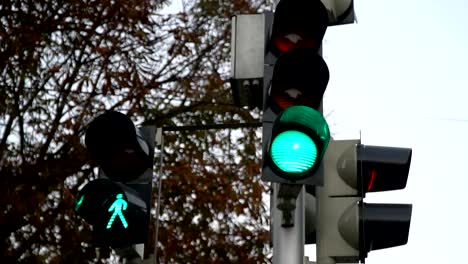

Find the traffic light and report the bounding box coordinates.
[316,140,413,263]
[261,0,331,185]
[74,111,155,248]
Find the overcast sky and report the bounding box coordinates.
[318,0,468,263]
[164,0,468,263]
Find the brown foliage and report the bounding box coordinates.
[0,0,273,263]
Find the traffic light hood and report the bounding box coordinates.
[357,145,412,193]
[359,203,412,261]
[269,49,329,114]
[270,0,328,56]
[85,111,152,182]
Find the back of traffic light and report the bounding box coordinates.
[316,140,413,263]
[74,111,155,248]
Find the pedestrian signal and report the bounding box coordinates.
[106,194,129,229]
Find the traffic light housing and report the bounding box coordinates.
[74,178,149,247]
[74,111,155,248]
[262,0,330,186]
[316,140,413,263]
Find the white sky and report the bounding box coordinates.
[163,0,468,263]
[317,0,468,263]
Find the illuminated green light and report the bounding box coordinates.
[278,106,330,145]
[271,130,317,174]
[106,193,128,229]
[75,195,84,211]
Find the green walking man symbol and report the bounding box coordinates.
[106,193,129,229]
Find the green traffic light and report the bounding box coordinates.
[106,193,128,229]
[269,105,330,178]
[75,195,84,211]
[271,130,318,174]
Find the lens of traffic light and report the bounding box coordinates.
[272,33,318,54]
[74,178,123,225]
[269,106,330,179]
[271,130,318,174]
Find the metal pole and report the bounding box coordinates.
[272,183,305,264]
[316,186,336,264]
[316,99,338,264]
[154,128,164,263]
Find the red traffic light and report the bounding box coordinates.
[270,0,328,56]
[85,111,152,182]
[269,49,329,113]
[357,145,412,194]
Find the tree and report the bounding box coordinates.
[0,0,273,262]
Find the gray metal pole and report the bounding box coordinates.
[316,186,336,264]
[272,183,305,264]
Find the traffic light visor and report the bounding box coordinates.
[359,203,412,260]
[357,145,412,193]
[85,111,152,182]
[269,49,329,113]
[270,0,328,55]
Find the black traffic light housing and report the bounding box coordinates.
[262,0,330,186]
[75,178,149,247]
[75,111,155,248]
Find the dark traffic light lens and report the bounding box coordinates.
[104,146,151,182]
[272,33,318,53]
[271,88,318,112]
[271,130,318,174]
